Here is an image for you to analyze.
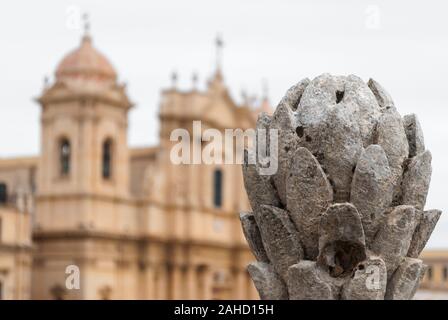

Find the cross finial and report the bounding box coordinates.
[262,79,269,100]
[241,89,248,104]
[215,33,224,71]
[43,75,50,89]
[192,72,198,90]
[171,71,178,89]
[82,13,90,36]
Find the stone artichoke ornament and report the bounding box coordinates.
[240,74,441,300]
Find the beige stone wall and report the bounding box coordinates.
[0,32,263,300]
[32,238,141,300]
[420,250,448,291]
[0,207,32,299]
[35,196,138,234]
[1,77,259,300]
[38,102,129,198]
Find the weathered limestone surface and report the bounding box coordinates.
[269,100,299,205]
[242,149,281,213]
[240,212,269,262]
[294,74,342,159]
[287,147,333,260]
[248,262,288,300]
[256,112,272,132]
[341,256,387,300]
[407,209,442,258]
[287,261,342,300]
[350,145,393,242]
[257,205,304,281]
[321,107,363,202]
[256,112,272,162]
[371,205,418,278]
[272,129,300,206]
[385,258,427,300]
[403,114,425,158]
[376,107,409,199]
[402,150,432,210]
[367,78,394,110]
[278,78,310,111]
[343,75,382,145]
[240,75,441,300]
[318,203,366,277]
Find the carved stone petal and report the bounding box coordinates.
[239,212,269,263]
[350,145,393,242]
[367,78,395,109]
[403,114,425,157]
[321,107,363,202]
[297,73,345,117]
[247,262,288,300]
[318,203,367,277]
[286,147,333,260]
[376,107,409,200]
[256,112,271,153]
[271,98,295,131]
[402,150,432,210]
[371,205,419,278]
[295,76,364,202]
[268,96,299,206]
[343,75,382,145]
[341,256,387,300]
[242,149,281,214]
[287,261,342,300]
[257,205,304,281]
[407,209,442,258]
[294,74,344,157]
[385,258,427,300]
[272,129,301,206]
[278,78,310,111]
[257,112,271,131]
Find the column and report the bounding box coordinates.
[142,264,156,299]
[186,265,198,300]
[234,268,247,300]
[156,265,168,300]
[170,265,184,299]
[203,268,213,300]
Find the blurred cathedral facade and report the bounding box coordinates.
[1,27,447,300]
[0,28,271,299]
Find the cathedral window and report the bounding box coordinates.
[0,183,7,205]
[59,138,71,176]
[427,266,433,281]
[102,139,113,179]
[213,169,223,208]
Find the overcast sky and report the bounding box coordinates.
[0,0,447,247]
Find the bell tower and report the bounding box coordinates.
[36,29,132,230]
[33,25,134,299]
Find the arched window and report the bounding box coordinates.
[427,266,433,281]
[102,139,113,179]
[59,138,71,176]
[0,183,7,205]
[444,266,448,281]
[213,169,223,208]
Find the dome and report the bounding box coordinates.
[55,35,117,81]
